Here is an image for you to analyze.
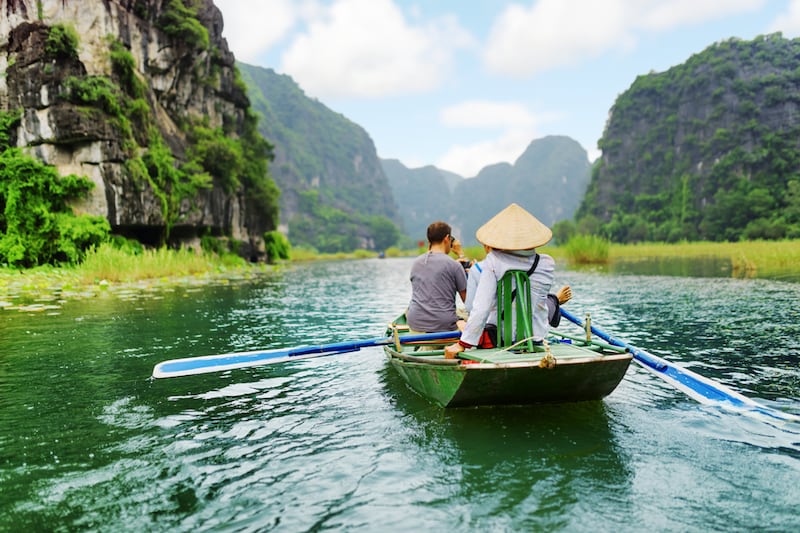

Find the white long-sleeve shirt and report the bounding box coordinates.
[460,250,555,346]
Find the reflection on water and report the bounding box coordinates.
[1,258,799,531]
[574,255,800,283]
[382,364,634,530]
[611,256,733,278]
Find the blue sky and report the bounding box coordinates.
[214,0,800,178]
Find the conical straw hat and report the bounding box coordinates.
[475,203,552,250]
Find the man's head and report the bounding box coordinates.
[427,221,452,245]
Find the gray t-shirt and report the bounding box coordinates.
[407,252,467,332]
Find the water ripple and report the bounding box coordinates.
[2,261,799,531]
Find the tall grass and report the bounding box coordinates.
[609,239,800,277]
[75,243,246,283]
[563,235,610,264]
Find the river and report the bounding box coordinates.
[1,258,798,532]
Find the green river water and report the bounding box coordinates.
[1,258,798,532]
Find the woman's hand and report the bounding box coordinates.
[444,342,465,359]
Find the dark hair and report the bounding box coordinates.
[427,221,451,244]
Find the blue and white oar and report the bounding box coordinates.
[151,330,460,379]
[561,308,799,422]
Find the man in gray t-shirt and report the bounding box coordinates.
[407,221,467,332]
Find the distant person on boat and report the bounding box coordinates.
[406,221,468,333]
[445,203,556,358]
[465,243,572,330]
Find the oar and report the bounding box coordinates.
[151,330,460,379]
[560,308,799,422]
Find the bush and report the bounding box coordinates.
[51,213,111,264]
[366,215,401,251]
[0,148,110,267]
[110,235,144,255]
[46,24,79,59]
[0,110,21,151]
[200,235,227,256]
[63,76,122,116]
[158,0,209,50]
[383,246,405,258]
[564,234,610,264]
[186,125,243,192]
[263,230,290,262]
[109,40,146,98]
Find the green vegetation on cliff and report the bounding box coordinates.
[577,34,800,243]
[157,0,209,50]
[0,112,110,267]
[59,30,280,247]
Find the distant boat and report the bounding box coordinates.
[384,313,632,408]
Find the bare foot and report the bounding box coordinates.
[556,285,572,305]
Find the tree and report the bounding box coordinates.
[367,216,400,251]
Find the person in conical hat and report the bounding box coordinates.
[464,243,572,326]
[444,203,558,358]
[475,202,553,250]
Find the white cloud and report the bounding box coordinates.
[440,100,538,129]
[768,0,800,37]
[435,99,564,176]
[435,129,537,178]
[214,0,304,62]
[484,0,766,77]
[483,0,632,76]
[637,0,766,31]
[279,0,474,99]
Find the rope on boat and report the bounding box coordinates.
[495,336,557,369]
[539,339,556,369]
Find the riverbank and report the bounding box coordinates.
[605,239,800,278]
[2,239,798,311]
[491,239,799,279]
[0,245,275,311]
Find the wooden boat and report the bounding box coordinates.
[384,315,633,408]
[151,306,798,421]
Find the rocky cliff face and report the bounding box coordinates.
[1,0,276,259]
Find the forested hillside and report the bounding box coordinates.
[238,63,402,252]
[384,136,591,245]
[381,160,455,243]
[577,33,800,242]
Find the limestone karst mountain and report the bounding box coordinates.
[2,0,279,260]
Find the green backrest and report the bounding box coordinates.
[496,269,534,352]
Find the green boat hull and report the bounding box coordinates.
[384,342,632,408]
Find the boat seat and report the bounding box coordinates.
[496,269,535,352]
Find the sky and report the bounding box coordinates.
[213,0,800,178]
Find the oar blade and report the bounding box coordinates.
[560,309,799,422]
[151,330,461,379]
[153,347,310,378]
